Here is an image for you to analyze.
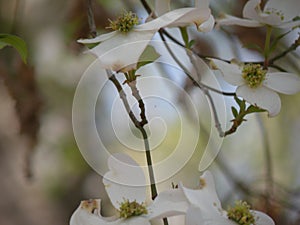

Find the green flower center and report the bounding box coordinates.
[119,199,148,218]
[108,11,139,33]
[227,201,256,225]
[242,64,266,88]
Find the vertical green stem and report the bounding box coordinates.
[263,26,273,68]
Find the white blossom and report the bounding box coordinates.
[70,153,188,225]
[210,58,300,117]
[217,0,300,29]
[181,171,275,225]
[78,6,212,72]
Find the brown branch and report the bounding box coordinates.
[127,80,148,126]
[106,70,157,200]
[86,0,97,37]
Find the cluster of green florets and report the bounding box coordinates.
[242,64,267,88]
[108,11,139,33]
[119,199,148,218]
[227,200,256,225]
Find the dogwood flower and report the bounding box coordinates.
[181,171,275,225]
[217,0,300,29]
[210,58,300,117]
[154,0,215,32]
[70,153,188,225]
[78,6,211,72]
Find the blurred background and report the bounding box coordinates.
[0,0,299,225]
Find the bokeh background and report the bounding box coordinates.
[0,0,299,224]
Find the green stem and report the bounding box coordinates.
[263,26,273,68]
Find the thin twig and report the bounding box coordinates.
[269,64,287,72]
[127,80,148,126]
[140,0,153,15]
[11,0,22,33]
[159,31,235,97]
[159,31,227,137]
[269,35,300,64]
[139,126,157,199]
[106,70,158,199]
[87,0,97,38]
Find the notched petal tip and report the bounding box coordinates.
[198,15,215,32]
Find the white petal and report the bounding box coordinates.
[252,210,275,225]
[185,206,203,225]
[236,85,281,117]
[243,0,282,26]
[257,12,283,26]
[277,20,300,29]
[217,15,262,27]
[89,31,154,72]
[147,189,189,220]
[180,171,222,214]
[70,199,120,225]
[155,0,170,16]
[264,0,300,22]
[243,0,263,20]
[70,200,151,225]
[210,59,245,86]
[78,31,118,44]
[198,15,215,32]
[121,217,151,225]
[264,72,300,94]
[103,153,147,209]
[185,206,236,225]
[137,8,210,31]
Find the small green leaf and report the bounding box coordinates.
[0,33,28,63]
[188,40,195,48]
[85,42,99,49]
[293,16,300,21]
[234,96,246,111]
[231,106,238,118]
[246,105,266,114]
[136,45,160,69]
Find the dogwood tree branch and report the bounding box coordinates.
[127,80,148,126]
[87,0,97,38]
[159,31,228,137]
[269,34,300,64]
[106,70,157,200]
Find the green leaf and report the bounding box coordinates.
[85,42,99,49]
[136,45,160,69]
[293,16,300,21]
[231,106,238,118]
[188,40,195,48]
[0,33,28,63]
[234,96,246,111]
[246,105,266,114]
